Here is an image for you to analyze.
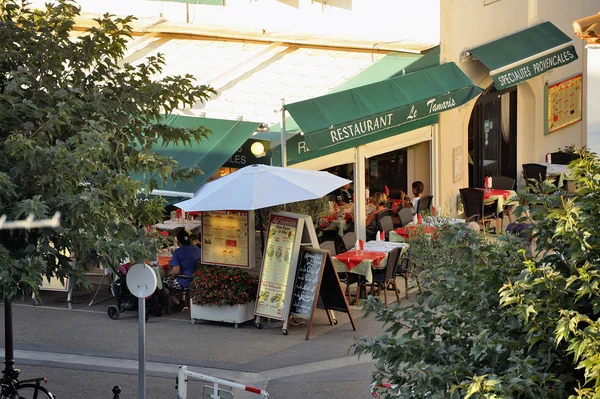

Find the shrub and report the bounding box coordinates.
[354,148,600,398]
[190,265,258,306]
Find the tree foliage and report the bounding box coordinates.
[0,0,215,299]
[355,150,600,398]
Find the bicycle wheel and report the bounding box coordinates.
[15,383,55,399]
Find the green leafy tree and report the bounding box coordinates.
[355,150,600,398]
[0,0,215,300]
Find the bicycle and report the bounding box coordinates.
[0,368,55,399]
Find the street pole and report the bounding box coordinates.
[3,300,15,381]
[138,297,146,399]
[280,98,286,168]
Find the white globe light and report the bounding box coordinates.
[250,142,265,157]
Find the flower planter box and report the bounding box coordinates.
[190,301,256,328]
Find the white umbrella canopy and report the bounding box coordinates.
[175,164,352,211]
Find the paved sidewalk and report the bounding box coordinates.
[0,284,415,398]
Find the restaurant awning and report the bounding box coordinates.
[143,115,261,194]
[285,62,482,151]
[468,21,578,89]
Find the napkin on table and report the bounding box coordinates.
[380,231,385,241]
[358,239,365,250]
[376,231,381,241]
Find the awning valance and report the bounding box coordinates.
[468,21,578,89]
[285,62,482,151]
[142,115,261,194]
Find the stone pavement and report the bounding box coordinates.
[0,282,416,398]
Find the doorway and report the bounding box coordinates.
[468,86,517,188]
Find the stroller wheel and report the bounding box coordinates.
[108,305,120,320]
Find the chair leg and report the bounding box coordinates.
[404,275,409,299]
[355,281,361,306]
[393,281,400,303]
[383,284,388,308]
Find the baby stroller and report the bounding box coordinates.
[107,262,164,321]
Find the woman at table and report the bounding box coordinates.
[162,230,201,311]
[365,192,387,241]
[399,181,424,215]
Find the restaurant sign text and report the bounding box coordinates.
[305,90,473,150]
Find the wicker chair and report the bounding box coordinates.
[363,247,402,307]
[522,163,547,187]
[460,188,499,232]
[416,195,433,215]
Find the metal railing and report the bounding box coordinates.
[177,366,269,399]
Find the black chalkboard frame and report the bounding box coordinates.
[291,247,357,340]
[290,247,327,321]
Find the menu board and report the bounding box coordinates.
[202,210,250,268]
[290,249,326,318]
[547,74,582,134]
[254,214,299,319]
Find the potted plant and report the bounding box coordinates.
[189,265,258,328]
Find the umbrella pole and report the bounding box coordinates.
[258,210,265,253]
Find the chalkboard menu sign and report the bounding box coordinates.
[290,247,356,340]
[290,250,326,318]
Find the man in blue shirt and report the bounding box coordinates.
[163,230,202,311]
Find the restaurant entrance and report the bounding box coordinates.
[468,86,517,188]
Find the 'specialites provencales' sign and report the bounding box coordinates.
[492,45,578,89]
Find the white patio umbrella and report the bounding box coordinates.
[175,164,351,211]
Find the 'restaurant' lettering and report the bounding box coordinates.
[329,113,393,143]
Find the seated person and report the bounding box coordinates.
[162,230,202,311]
[335,183,354,206]
[365,192,387,241]
[399,181,424,215]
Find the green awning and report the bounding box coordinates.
[271,114,438,166]
[285,62,482,151]
[468,22,578,89]
[142,115,261,193]
[267,51,430,139]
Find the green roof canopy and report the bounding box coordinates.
[266,51,429,139]
[469,22,578,89]
[285,62,482,151]
[143,115,261,193]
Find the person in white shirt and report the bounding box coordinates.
[399,181,424,215]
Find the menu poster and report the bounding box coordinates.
[254,214,300,320]
[202,210,250,268]
[547,74,582,134]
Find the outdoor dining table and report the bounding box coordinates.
[544,163,571,187]
[479,188,517,215]
[390,225,437,242]
[332,241,408,283]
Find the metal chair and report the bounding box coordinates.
[522,163,547,187]
[342,231,357,251]
[376,209,394,241]
[320,240,336,255]
[416,195,433,215]
[491,176,516,190]
[396,248,417,298]
[550,152,578,165]
[364,247,402,307]
[397,208,414,227]
[459,188,499,232]
[491,176,517,223]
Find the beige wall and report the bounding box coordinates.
[410,142,432,197]
[439,0,598,215]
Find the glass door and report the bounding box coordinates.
[468,87,517,188]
